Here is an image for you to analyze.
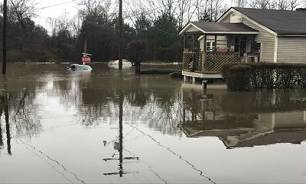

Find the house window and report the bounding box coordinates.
[206,41,215,52]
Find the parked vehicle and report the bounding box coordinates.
[67,64,93,72]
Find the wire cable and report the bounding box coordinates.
[37,0,80,10]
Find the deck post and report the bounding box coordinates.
[202,80,208,91]
[202,34,207,72]
[192,77,196,84]
[214,35,217,52]
[183,33,186,49]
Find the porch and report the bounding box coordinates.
[180,22,260,80]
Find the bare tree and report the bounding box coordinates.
[276,0,289,9]
[176,0,195,28]
[78,0,113,22]
[196,0,225,22]
[213,0,225,21]
[9,0,36,28]
[235,0,247,7]
[161,0,176,16]
[288,0,300,10]
[194,0,213,21]
[248,0,301,9]
[47,12,73,36]
[275,0,300,10]
[248,0,275,9]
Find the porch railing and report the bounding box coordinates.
[182,51,203,72]
[183,51,241,74]
[205,52,241,73]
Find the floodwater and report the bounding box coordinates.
[0,63,306,184]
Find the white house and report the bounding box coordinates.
[180,7,306,80]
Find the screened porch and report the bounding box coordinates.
[180,22,260,74]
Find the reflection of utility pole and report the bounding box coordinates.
[2,0,8,74]
[118,0,123,70]
[103,92,139,177]
[4,96,11,155]
[0,114,3,147]
[0,93,11,155]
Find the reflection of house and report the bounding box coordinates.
[222,112,306,148]
[179,7,306,81]
[180,88,306,148]
[180,111,306,149]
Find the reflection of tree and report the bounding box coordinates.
[6,66,184,136]
[9,89,41,138]
[221,90,306,113]
[56,73,184,135]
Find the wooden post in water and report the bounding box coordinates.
[2,0,8,74]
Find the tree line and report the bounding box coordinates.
[0,0,305,63]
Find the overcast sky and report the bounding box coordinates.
[34,0,234,31]
[33,0,80,30]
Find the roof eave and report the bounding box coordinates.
[205,31,259,35]
[179,23,206,35]
[217,7,278,36]
[278,34,306,37]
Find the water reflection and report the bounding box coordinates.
[103,91,139,177]
[0,94,11,155]
[180,87,306,148]
[49,70,182,135]
[1,64,306,183]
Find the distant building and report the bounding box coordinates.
[179,7,306,81]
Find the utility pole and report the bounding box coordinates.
[84,30,88,54]
[2,0,8,74]
[118,0,123,70]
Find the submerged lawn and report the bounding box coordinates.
[0,63,305,184]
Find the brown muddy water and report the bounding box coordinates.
[0,63,305,184]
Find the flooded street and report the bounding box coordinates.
[0,63,306,184]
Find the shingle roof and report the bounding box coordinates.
[232,7,306,35]
[222,129,306,148]
[191,22,258,34]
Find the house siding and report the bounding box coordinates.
[222,14,231,23]
[186,26,200,32]
[241,18,276,63]
[277,37,306,63]
[219,11,277,63]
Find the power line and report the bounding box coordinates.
[127,124,217,184]
[37,0,79,10]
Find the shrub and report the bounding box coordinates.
[222,63,306,91]
[226,65,252,91]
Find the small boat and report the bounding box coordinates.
[108,59,132,69]
[67,64,93,72]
